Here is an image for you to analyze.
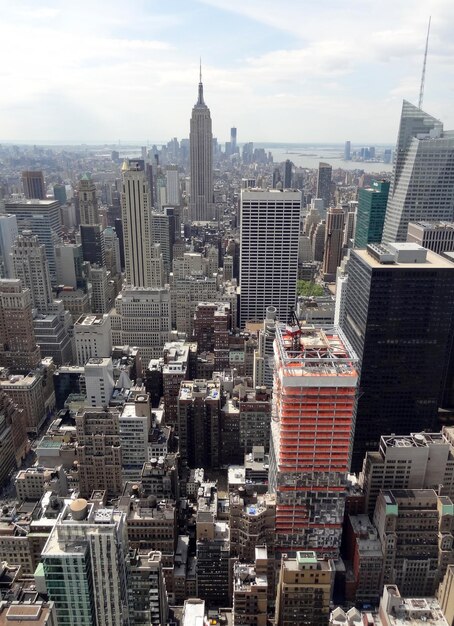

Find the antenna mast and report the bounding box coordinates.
[418,16,431,109]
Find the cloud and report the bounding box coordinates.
[0,0,453,142]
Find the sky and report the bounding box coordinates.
[1,0,454,144]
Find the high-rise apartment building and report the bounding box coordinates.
[382,100,454,243]
[360,430,454,517]
[374,489,454,596]
[121,159,155,287]
[275,551,334,626]
[74,313,112,365]
[0,279,41,372]
[111,286,171,362]
[354,180,390,247]
[128,550,169,626]
[22,170,45,199]
[0,215,18,278]
[269,324,358,557]
[342,243,454,471]
[78,173,100,225]
[189,71,214,222]
[322,207,345,281]
[12,230,53,312]
[316,162,332,213]
[42,499,129,626]
[76,406,123,497]
[5,200,62,280]
[240,189,301,327]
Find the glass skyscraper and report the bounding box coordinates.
[354,180,390,248]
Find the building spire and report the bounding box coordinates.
[198,58,204,105]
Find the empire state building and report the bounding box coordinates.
[189,67,214,222]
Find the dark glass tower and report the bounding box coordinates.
[342,243,454,471]
[354,180,390,248]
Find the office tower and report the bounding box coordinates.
[172,274,217,335]
[0,400,17,486]
[161,341,195,425]
[275,552,334,626]
[239,189,301,327]
[407,220,454,254]
[272,167,282,189]
[189,69,214,222]
[322,207,345,281]
[5,200,62,280]
[374,489,454,596]
[344,140,351,160]
[343,202,357,247]
[114,218,125,270]
[84,357,115,407]
[0,369,46,433]
[334,256,349,327]
[196,512,230,608]
[269,324,358,557]
[354,180,390,248]
[178,379,222,468]
[382,101,454,243]
[119,392,151,481]
[55,242,84,288]
[121,159,156,287]
[53,183,67,205]
[230,126,237,153]
[111,286,171,361]
[343,243,454,470]
[284,159,293,188]
[0,215,18,278]
[76,406,122,496]
[0,279,41,372]
[22,170,45,199]
[165,165,180,206]
[311,221,326,262]
[103,226,122,276]
[233,548,268,626]
[151,212,173,278]
[33,302,74,365]
[89,265,111,313]
[80,223,105,266]
[360,431,454,517]
[128,550,169,626]
[316,162,332,213]
[74,313,112,365]
[253,305,277,388]
[78,172,100,225]
[42,499,129,626]
[12,231,52,311]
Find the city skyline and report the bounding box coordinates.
[1,0,454,143]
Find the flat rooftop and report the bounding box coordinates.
[356,245,454,269]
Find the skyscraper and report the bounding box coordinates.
[316,162,332,213]
[5,199,62,281]
[22,170,45,199]
[342,243,454,471]
[12,230,53,312]
[354,180,390,248]
[284,159,293,188]
[239,189,301,327]
[269,323,358,557]
[230,126,237,153]
[121,159,154,287]
[322,207,345,281]
[0,215,18,278]
[78,173,100,225]
[189,67,214,222]
[382,100,454,242]
[344,140,351,160]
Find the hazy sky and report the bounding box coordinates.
[1,0,453,144]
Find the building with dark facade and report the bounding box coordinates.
[354,180,390,248]
[342,243,454,471]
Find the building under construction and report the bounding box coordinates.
[269,322,358,558]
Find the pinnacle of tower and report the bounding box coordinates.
[197,59,205,106]
[121,159,129,172]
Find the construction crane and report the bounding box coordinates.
[418,16,431,109]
